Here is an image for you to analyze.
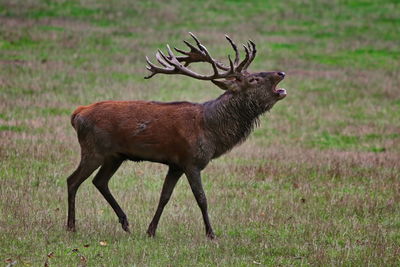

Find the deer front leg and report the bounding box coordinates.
[147,166,183,237]
[185,168,215,240]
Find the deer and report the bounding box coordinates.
[66,33,287,239]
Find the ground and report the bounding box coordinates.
[0,0,399,266]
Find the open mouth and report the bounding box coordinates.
[273,78,287,99]
[274,88,287,98]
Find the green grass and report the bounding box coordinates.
[1,0,400,266]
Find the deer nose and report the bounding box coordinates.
[277,71,286,78]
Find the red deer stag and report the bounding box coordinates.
[67,33,287,239]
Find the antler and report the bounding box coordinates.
[145,32,257,80]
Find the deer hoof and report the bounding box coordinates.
[206,232,216,240]
[66,221,76,232]
[146,231,155,237]
[146,226,156,237]
[67,225,76,232]
[122,225,131,233]
[120,218,130,233]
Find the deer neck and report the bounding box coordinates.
[203,91,267,158]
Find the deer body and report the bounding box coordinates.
[67,33,287,239]
[72,101,207,167]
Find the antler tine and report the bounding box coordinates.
[157,49,175,67]
[174,45,200,67]
[166,45,177,62]
[174,47,192,66]
[174,46,189,56]
[182,40,202,54]
[144,56,175,79]
[175,39,206,66]
[227,55,235,75]
[235,43,250,73]
[189,32,204,52]
[242,40,257,71]
[156,50,171,68]
[162,44,185,69]
[144,72,156,79]
[197,43,219,76]
[225,35,240,66]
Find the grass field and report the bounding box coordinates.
[1,0,400,266]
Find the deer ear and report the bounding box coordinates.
[211,79,241,92]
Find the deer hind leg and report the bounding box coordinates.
[92,157,129,232]
[67,155,102,231]
[147,166,183,237]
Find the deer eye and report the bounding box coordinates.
[248,77,260,84]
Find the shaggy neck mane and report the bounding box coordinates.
[203,91,274,158]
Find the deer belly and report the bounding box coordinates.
[119,138,190,166]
